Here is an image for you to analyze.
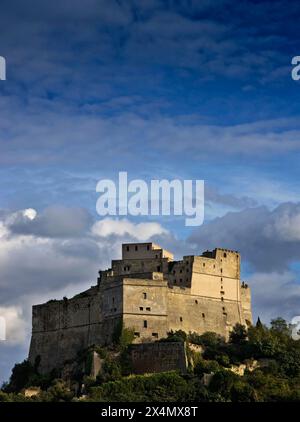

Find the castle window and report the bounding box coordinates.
[180,269,182,273]
[202,313,205,318]
[135,245,138,251]
[152,333,158,338]
[126,246,129,251]
[143,292,147,299]
[222,307,226,311]
[203,263,205,267]
[146,307,151,311]
[195,300,198,304]
[220,290,225,295]
[221,278,223,281]
[173,270,176,275]
[144,320,148,328]
[186,268,189,272]
[155,254,158,258]
[221,297,224,301]
[224,252,227,258]
[114,307,117,312]
[139,307,143,311]
[112,297,115,303]
[157,265,161,272]
[220,268,223,273]
[180,316,183,322]
[147,245,150,251]
[134,332,140,337]
[180,279,182,283]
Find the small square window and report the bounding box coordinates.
[152,333,158,338]
[146,307,151,311]
[134,332,140,337]
[139,307,143,311]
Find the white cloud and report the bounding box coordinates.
[189,202,300,271]
[264,204,300,241]
[0,306,27,346]
[248,271,300,324]
[91,218,168,241]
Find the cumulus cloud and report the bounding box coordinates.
[91,218,168,241]
[189,202,300,271]
[248,271,300,324]
[263,203,300,242]
[0,306,27,346]
[6,206,92,238]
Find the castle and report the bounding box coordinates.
[29,243,252,374]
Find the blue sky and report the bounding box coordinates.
[1,0,300,384]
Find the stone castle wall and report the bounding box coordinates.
[28,243,252,374]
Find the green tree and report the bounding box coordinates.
[229,324,247,344]
[4,360,35,393]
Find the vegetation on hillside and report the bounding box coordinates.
[1,318,300,402]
